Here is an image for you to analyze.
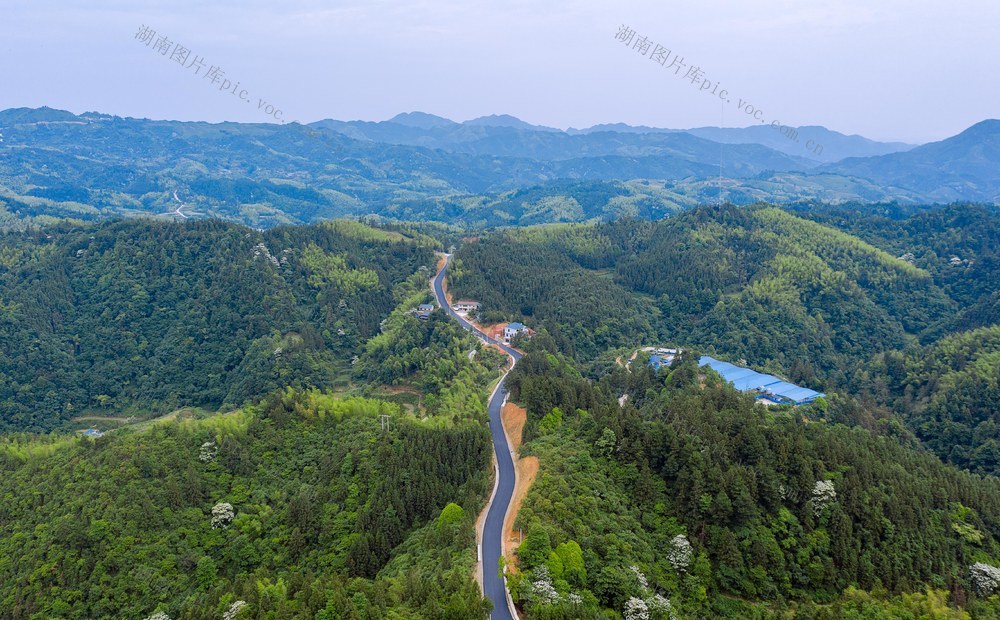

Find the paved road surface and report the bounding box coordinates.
[432,254,520,620]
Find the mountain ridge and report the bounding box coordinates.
[2,107,999,231]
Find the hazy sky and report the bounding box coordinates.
[1,0,996,143]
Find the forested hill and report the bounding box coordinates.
[0,219,437,431]
[500,346,1000,618]
[0,389,493,619]
[1,107,997,230]
[449,203,976,387]
[790,202,1000,336]
[865,326,1000,476]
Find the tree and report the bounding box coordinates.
[438,503,465,530]
[518,523,552,570]
[538,407,563,434]
[596,428,616,457]
[554,540,587,587]
[195,556,217,591]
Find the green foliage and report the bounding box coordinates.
[449,223,658,359]
[505,349,1000,619]
[554,541,587,587]
[832,586,971,619]
[864,326,1000,475]
[301,243,379,293]
[0,219,434,432]
[438,502,466,529]
[793,203,1000,335]
[355,274,506,421]
[450,204,970,390]
[0,389,492,618]
[518,523,553,570]
[538,407,564,434]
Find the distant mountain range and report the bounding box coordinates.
[340,112,916,162]
[0,107,996,229]
[312,113,913,164]
[824,120,1000,201]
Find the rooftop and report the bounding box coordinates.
[698,355,825,404]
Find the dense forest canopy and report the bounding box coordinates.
[0,389,493,619]
[861,326,1000,476]
[500,344,1000,618]
[0,218,437,432]
[449,204,994,391]
[0,201,996,619]
[789,203,1000,336]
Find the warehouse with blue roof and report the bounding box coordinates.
[697,355,825,405]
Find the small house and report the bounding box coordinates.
[452,300,481,313]
[503,322,529,344]
[416,303,434,319]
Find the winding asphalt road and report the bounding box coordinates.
[432,254,520,620]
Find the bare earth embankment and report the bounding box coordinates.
[500,402,538,572]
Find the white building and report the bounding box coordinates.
[452,300,481,313]
[503,322,529,343]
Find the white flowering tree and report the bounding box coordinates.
[628,565,676,620]
[211,502,235,529]
[222,600,248,620]
[667,534,693,571]
[778,484,790,501]
[529,565,560,605]
[624,596,650,620]
[811,480,837,517]
[970,562,1000,595]
[630,565,649,590]
[143,612,171,620]
[199,441,217,463]
[647,593,672,616]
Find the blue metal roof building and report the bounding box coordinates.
[649,354,674,370]
[698,356,825,405]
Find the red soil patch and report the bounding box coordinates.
[500,402,538,572]
[502,402,526,452]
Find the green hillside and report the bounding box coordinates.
[449,204,961,387]
[3,108,993,230]
[0,219,436,431]
[792,203,1000,335]
[501,346,1000,618]
[866,326,1000,476]
[0,390,492,619]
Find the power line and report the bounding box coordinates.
[719,97,725,206]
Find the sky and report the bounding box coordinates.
[1,0,997,143]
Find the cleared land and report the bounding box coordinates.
[501,401,538,571]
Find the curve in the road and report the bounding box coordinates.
[432,254,521,620]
